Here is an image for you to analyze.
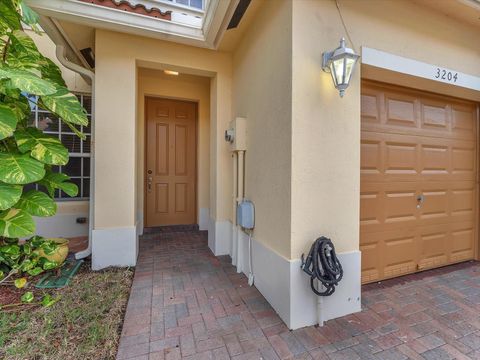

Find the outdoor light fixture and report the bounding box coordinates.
[322,38,360,97]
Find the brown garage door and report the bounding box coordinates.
[360,81,478,284]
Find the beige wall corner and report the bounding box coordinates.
[291,0,361,258]
[232,0,293,261]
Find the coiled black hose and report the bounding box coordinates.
[301,237,343,296]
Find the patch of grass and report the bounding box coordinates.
[0,263,133,360]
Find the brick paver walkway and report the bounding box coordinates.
[117,230,480,359]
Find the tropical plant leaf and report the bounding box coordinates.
[14,277,27,288]
[0,152,45,184]
[38,171,78,197]
[0,67,57,95]
[41,259,57,270]
[0,208,35,238]
[27,266,43,276]
[41,87,88,126]
[6,30,44,69]
[0,103,17,140]
[41,58,66,88]
[0,244,20,255]
[21,291,34,303]
[3,94,31,125]
[62,120,86,140]
[0,1,22,31]
[15,127,69,165]
[0,182,22,210]
[41,294,58,307]
[15,190,57,217]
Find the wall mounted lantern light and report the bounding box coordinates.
[322,38,360,97]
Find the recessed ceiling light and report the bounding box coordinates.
[164,70,179,76]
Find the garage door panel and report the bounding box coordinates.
[361,182,419,233]
[360,191,382,227]
[418,227,449,271]
[452,145,476,176]
[360,81,477,284]
[385,141,417,175]
[360,139,382,176]
[452,187,475,216]
[452,105,476,140]
[421,144,449,175]
[421,102,448,131]
[385,96,417,128]
[419,189,449,221]
[361,92,382,125]
[383,233,417,279]
[384,189,417,224]
[450,225,474,263]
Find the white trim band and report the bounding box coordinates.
[362,47,480,92]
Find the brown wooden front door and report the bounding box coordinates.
[360,81,477,284]
[145,98,197,227]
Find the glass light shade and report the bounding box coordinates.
[322,38,360,97]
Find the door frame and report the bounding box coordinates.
[143,95,199,228]
[359,79,480,283]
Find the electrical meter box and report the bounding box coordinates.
[225,117,247,151]
[237,200,255,229]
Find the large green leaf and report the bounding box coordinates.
[41,87,88,126]
[41,58,66,88]
[38,171,78,197]
[15,190,56,217]
[15,127,69,165]
[0,208,35,238]
[0,153,45,184]
[0,182,22,210]
[6,30,43,69]
[4,94,31,125]
[0,104,17,140]
[0,67,57,95]
[0,1,22,31]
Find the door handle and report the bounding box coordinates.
[416,194,425,209]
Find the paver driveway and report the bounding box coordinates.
[117,230,480,359]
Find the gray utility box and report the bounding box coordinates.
[237,200,255,230]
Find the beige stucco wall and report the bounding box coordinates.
[136,69,210,224]
[94,29,232,230]
[232,0,293,259]
[290,0,480,258]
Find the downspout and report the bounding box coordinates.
[55,44,95,260]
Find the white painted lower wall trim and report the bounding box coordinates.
[208,218,232,256]
[289,250,362,329]
[236,230,362,329]
[92,225,138,270]
[35,212,88,238]
[198,208,209,231]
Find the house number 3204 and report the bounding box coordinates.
[435,68,458,83]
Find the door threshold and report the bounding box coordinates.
[143,224,200,234]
